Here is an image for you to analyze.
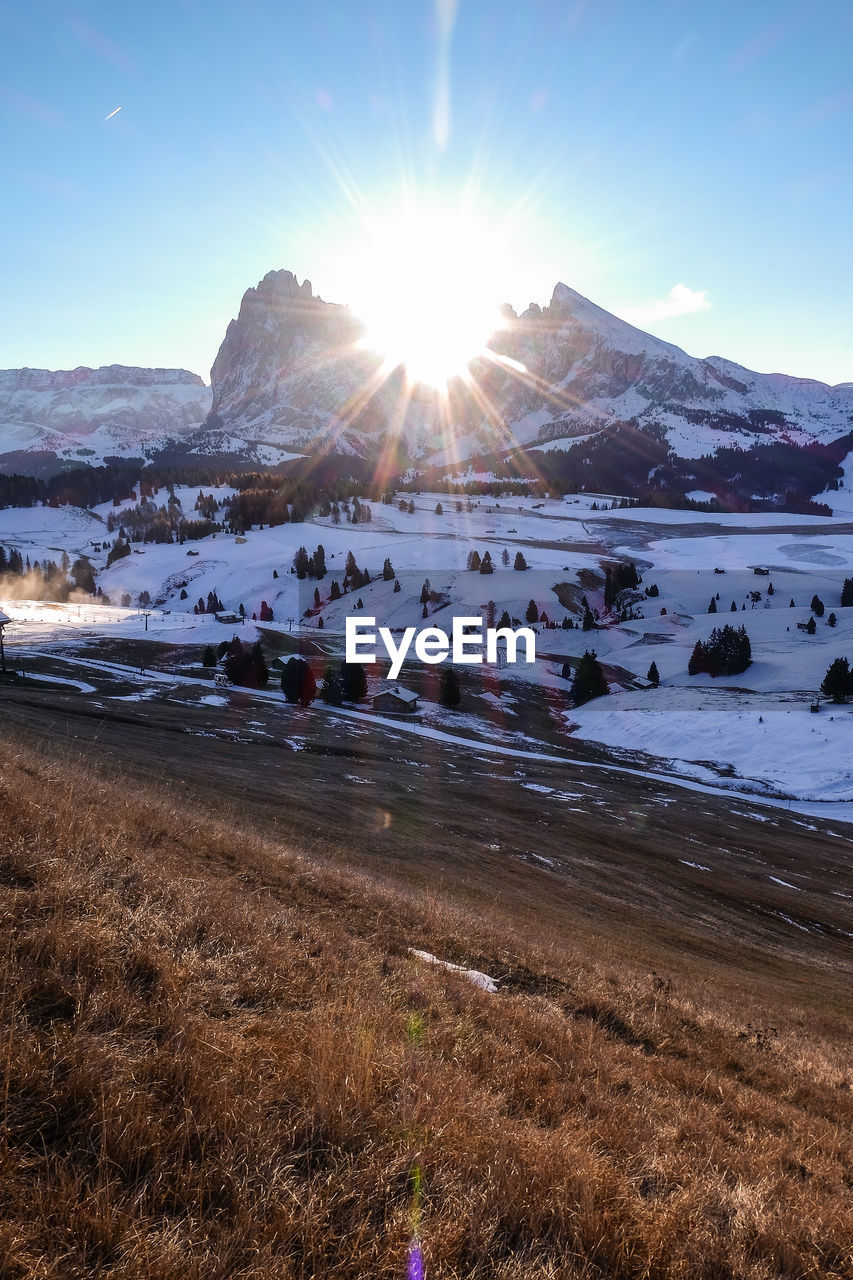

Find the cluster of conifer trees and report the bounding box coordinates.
[688,625,752,677]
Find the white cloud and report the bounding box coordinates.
[620,283,711,326]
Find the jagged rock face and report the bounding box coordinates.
[195,270,451,463]
[201,272,853,467]
[0,366,211,475]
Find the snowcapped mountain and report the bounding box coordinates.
[193,271,853,468]
[3,274,850,479]
[0,366,211,476]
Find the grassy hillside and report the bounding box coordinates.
[0,733,850,1278]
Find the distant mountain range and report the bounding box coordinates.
[3,270,851,497]
[0,366,210,477]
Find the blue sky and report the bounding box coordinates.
[1,0,851,384]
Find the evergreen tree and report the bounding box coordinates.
[393,579,401,593]
[311,545,326,577]
[561,660,572,680]
[250,640,269,687]
[513,551,527,570]
[501,548,510,567]
[708,598,717,613]
[842,578,853,607]
[341,661,368,702]
[806,615,816,635]
[688,639,706,676]
[821,657,852,703]
[828,612,837,627]
[202,645,216,667]
[525,599,538,624]
[439,666,460,707]
[281,656,315,706]
[479,551,494,574]
[582,606,595,631]
[570,650,608,705]
[293,546,310,579]
[420,579,431,604]
[467,549,481,571]
[330,580,341,601]
[498,609,511,629]
[320,664,343,705]
[647,660,660,687]
[382,557,395,581]
[435,502,443,514]
[810,594,825,617]
[731,601,737,611]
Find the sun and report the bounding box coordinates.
[339,203,508,388]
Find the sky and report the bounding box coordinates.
[1,0,851,385]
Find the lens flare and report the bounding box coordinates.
[339,203,508,389]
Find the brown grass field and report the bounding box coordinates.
[0,689,851,1277]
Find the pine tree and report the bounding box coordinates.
[501,548,510,567]
[811,594,825,617]
[688,639,706,676]
[842,578,853,607]
[647,660,660,687]
[513,551,528,571]
[250,640,269,688]
[479,551,494,574]
[202,645,216,667]
[821,657,852,703]
[525,599,538,624]
[341,661,368,702]
[439,666,460,707]
[320,664,343,705]
[570,650,608,705]
[828,612,837,627]
[498,610,511,629]
[806,616,816,635]
[435,502,443,514]
[582,606,595,631]
[281,656,315,706]
[467,549,481,571]
[709,598,717,613]
[293,546,310,579]
[382,557,395,581]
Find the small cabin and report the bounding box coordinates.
[796,620,812,632]
[214,611,241,624]
[372,684,420,715]
[753,566,770,576]
[713,567,726,575]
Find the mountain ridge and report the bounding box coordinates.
[1,273,850,483]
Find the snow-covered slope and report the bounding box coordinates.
[0,366,211,475]
[196,271,853,466]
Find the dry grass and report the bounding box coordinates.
[0,735,851,1278]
